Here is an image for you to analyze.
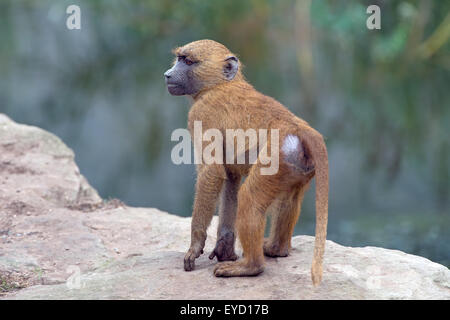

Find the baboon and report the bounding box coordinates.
[164,40,328,285]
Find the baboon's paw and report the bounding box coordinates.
[213,260,264,277]
[209,232,238,262]
[263,239,289,257]
[184,247,203,271]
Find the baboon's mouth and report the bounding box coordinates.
[166,83,185,96]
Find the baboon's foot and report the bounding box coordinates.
[263,238,289,257]
[213,259,264,277]
[209,231,238,262]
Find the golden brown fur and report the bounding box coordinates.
[175,40,329,286]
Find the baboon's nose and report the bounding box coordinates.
[164,70,172,79]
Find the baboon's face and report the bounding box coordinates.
[164,40,239,97]
[164,54,200,96]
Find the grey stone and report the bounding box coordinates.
[0,113,449,299]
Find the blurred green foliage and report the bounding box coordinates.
[0,0,449,266]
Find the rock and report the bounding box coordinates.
[0,113,449,299]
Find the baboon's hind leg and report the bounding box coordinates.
[214,163,282,277]
[264,182,310,257]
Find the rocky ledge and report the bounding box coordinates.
[0,113,449,299]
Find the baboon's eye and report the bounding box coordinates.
[177,55,195,66]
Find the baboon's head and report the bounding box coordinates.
[164,39,241,96]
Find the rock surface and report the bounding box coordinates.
[0,113,449,299]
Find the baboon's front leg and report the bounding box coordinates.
[184,165,225,271]
[209,170,240,262]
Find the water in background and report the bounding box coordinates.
[1,0,449,266]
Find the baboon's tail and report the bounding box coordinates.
[300,128,329,286]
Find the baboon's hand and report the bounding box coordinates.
[209,232,238,262]
[184,246,203,271]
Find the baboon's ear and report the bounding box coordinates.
[223,56,239,80]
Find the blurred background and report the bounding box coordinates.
[1,0,449,266]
